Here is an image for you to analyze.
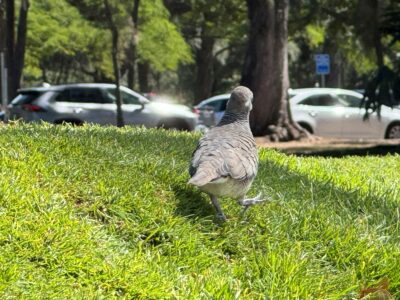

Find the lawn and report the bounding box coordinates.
[0,123,399,299]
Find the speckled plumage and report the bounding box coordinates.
[188,86,261,220]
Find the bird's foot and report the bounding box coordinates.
[239,193,266,206]
[238,193,268,214]
[209,195,227,222]
[216,212,227,222]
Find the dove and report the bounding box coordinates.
[188,86,264,220]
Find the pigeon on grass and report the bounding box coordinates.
[188,86,265,221]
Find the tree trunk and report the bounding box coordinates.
[194,20,215,103]
[41,66,47,83]
[0,1,5,51]
[5,0,14,101]
[0,0,5,103]
[126,0,140,89]
[12,0,29,94]
[372,0,383,67]
[104,0,124,127]
[138,61,149,92]
[241,0,307,140]
[355,0,384,68]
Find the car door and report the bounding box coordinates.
[105,87,153,126]
[54,87,116,125]
[337,93,382,138]
[296,93,346,137]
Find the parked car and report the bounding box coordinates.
[196,88,400,139]
[194,94,229,127]
[8,83,197,130]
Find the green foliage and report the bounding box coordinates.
[25,0,113,83]
[22,0,193,86]
[289,0,399,88]
[0,123,399,298]
[18,0,400,99]
[341,39,376,74]
[171,0,248,98]
[68,0,193,75]
[305,24,325,47]
[138,0,193,72]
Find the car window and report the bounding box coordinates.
[220,99,228,111]
[11,92,43,105]
[299,94,342,106]
[55,88,106,103]
[204,98,228,112]
[106,88,141,105]
[338,94,362,107]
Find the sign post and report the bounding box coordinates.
[314,54,330,87]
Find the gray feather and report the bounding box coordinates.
[188,86,258,199]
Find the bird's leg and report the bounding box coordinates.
[238,193,266,214]
[210,195,227,221]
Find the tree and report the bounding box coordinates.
[0,1,4,51]
[171,0,247,103]
[136,0,192,91]
[103,0,123,127]
[123,0,139,90]
[0,0,5,104]
[66,0,131,126]
[5,0,13,100]
[25,0,113,84]
[241,0,306,140]
[0,1,5,57]
[5,0,29,100]
[13,0,29,95]
[355,0,384,68]
[359,2,400,117]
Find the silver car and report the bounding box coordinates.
[8,83,197,130]
[290,88,400,139]
[196,88,400,139]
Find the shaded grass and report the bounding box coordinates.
[0,123,399,298]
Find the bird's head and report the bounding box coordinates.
[226,86,254,114]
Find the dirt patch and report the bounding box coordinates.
[256,137,400,157]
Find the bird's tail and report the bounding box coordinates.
[188,169,216,187]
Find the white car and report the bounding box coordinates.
[194,94,229,128]
[290,88,400,139]
[196,88,400,139]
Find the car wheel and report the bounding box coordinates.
[158,119,190,131]
[385,122,400,139]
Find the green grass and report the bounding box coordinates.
[0,123,399,299]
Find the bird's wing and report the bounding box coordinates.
[218,136,258,181]
[189,131,258,186]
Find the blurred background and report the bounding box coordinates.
[0,0,398,104]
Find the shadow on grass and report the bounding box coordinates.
[255,159,400,296]
[257,158,400,228]
[171,159,398,225]
[172,184,216,220]
[282,144,400,157]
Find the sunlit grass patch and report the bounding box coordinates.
[0,123,399,298]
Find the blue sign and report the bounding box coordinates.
[315,54,330,75]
